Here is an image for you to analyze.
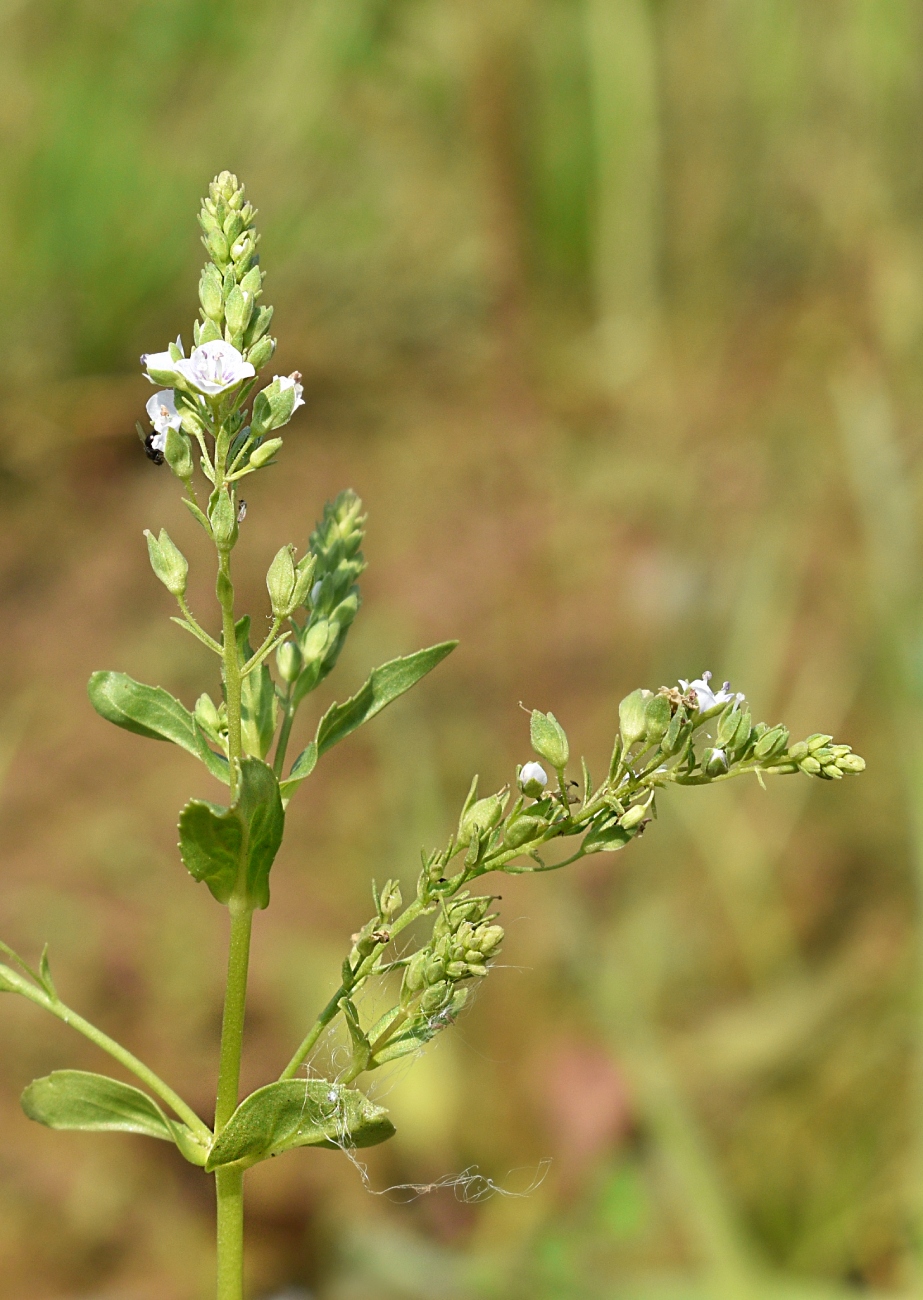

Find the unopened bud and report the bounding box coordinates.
[502,814,545,849]
[753,725,789,761]
[266,545,297,617]
[209,489,237,547]
[836,752,866,774]
[703,746,730,776]
[275,640,302,683]
[379,880,402,919]
[518,761,548,798]
[224,285,253,337]
[644,694,672,743]
[199,266,223,321]
[618,803,648,830]
[806,733,833,752]
[530,710,569,770]
[144,528,188,598]
[249,437,284,468]
[619,689,651,748]
[163,427,194,482]
[246,333,275,371]
[458,793,506,847]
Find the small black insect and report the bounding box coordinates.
[144,433,165,465]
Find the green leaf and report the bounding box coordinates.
[582,816,632,854]
[279,642,456,802]
[88,671,229,784]
[279,743,317,801]
[205,1079,394,1171]
[316,642,456,758]
[21,1071,208,1165]
[178,758,284,908]
[235,618,278,760]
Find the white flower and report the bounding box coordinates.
[141,348,179,384]
[145,390,182,436]
[679,671,744,714]
[174,341,255,395]
[274,372,305,413]
[518,761,548,796]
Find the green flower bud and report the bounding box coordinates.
[301,618,333,665]
[530,709,569,770]
[618,803,648,830]
[224,285,253,337]
[291,553,317,610]
[644,693,672,743]
[446,961,468,980]
[458,793,506,847]
[163,426,194,483]
[144,528,188,598]
[787,740,809,763]
[244,305,274,349]
[402,951,427,996]
[661,711,690,757]
[248,437,284,468]
[703,746,730,776]
[209,489,237,548]
[753,725,789,761]
[799,755,822,775]
[266,545,297,617]
[836,752,866,774]
[619,689,651,748]
[421,982,451,1015]
[251,374,304,436]
[502,814,545,848]
[275,640,302,684]
[806,733,833,752]
[205,228,229,267]
[194,693,224,742]
[199,266,223,322]
[246,333,275,371]
[475,924,504,955]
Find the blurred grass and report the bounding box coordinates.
[1,0,922,1296]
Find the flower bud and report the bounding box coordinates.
[502,814,545,849]
[836,752,866,774]
[703,746,730,776]
[644,693,672,743]
[291,553,317,611]
[619,689,651,747]
[475,924,504,955]
[249,437,284,468]
[209,489,237,548]
[266,545,297,617]
[224,285,253,338]
[251,374,304,436]
[618,803,648,830]
[205,228,229,267]
[753,725,789,761]
[799,755,822,775]
[806,733,833,752]
[458,793,506,847]
[144,528,188,598]
[786,741,809,763]
[194,693,223,741]
[163,427,194,482]
[301,618,333,665]
[530,710,569,771]
[246,333,275,371]
[199,266,224,321]
[275,640,302,683]
[245,305,274,349]
[421,981,452,1015]
[661,711,690,757]
[518,761,548,798]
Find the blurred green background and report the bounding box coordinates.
[0,0,921,1296]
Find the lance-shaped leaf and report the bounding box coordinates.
[280,642,456,800]
[178,758,284,908]
[88,671,229,783]
[205,1080,395,1171]
[21,1071,208,1166]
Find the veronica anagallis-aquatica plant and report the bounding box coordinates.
[0,174,867,1299]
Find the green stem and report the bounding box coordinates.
[215,904,254,1131]
[214,522,251,1300]
[215,1167,245,1300]
[10,976,209,1140]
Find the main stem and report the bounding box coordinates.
[215,534,252,1300]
